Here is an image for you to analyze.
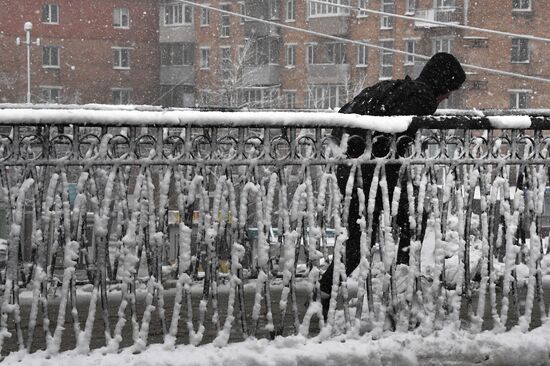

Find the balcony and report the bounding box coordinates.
[308,15,349,36]
[306,63,350,84]
[160,65,195,85]
[244,22,280,37]
[242,64,281,86]
[159,24,195,43]
[414,7,463,27]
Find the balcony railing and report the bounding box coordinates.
[0,105,549,357]
[415,7,463,27]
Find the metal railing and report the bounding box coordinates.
[0,105,549,357]
[415,7,463,27]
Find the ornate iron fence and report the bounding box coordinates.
[0,106,550,356]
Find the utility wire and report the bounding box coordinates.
[309,0,550,44]
[179,1,550,84]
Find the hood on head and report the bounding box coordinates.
[416,52,466,97]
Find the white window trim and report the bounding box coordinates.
[111,88,132,104]
[112,47,132,70]
[219,3,231,38]
[508,89,532,109]
[199,47,211,69]
[512,0,532,11]
[379,38,394,80]
[40,85,62,103]
[42,46,60,69]
[403,39,417,65]
[200,5,210,27]
[113,8,130,29]
[511,39,530,64]
[285,43,297,68]
[164,3,193,26]
[356,42,368,67]
[357,0,369,18]
[405,0,415,14]
[43,4,60,24]
[307,0,351,18]
[285,0,296,22]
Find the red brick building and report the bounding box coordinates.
[0,0,159,104]
[1,1,549,110]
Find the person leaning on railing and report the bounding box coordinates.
[319,52,466,320]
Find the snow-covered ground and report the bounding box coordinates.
[4,323,550,366]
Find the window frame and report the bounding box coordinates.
[380,0,394,29]
[113,47,132,69]
[357,0,369,17]
[112,88,132,105]
[379,40,394,80]
[113,8,130,29]
[285,44,296,67]
[164,3,193,26]
[220,4,231,38]
[404,39,416,65]
[200,47,211,69]
[357,43,368,66]
[40,86,62,103]
[512,0,531,11]
[200,7,210,26]
[42,45,60,68]
[509,89,531,109]
[42,4,59,24]
[511,38,529,63]
[308,0,351,18]
[283,90,297,109]
[306,43,316,64]
[405,0,416,14]
[286,0,295,21]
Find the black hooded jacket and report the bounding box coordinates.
[333,52,466,159]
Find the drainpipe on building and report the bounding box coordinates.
[463,0,469,26]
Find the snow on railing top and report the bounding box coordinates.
[0,104,549,131]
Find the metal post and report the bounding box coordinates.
[15,22,40,104]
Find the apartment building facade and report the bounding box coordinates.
[0,1,548,110]
[0,0,159,105]
[159,0,550,110]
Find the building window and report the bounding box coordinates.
[113,48,131,69]
[511,38,529,63]
[220,4,230,37]
[269,0,280,19]
[512,0,531,10]
[436,0,455,8]
[112,89,131,105]
[509,90,530,109]
[164,3,193,25]
[200,7,210,26]
[323,42,346,64]
[239,2,246,24]
[406,0,416,13]
[41,87,62,103]
[358,0,368,17]
[380,40,393,79]
[380,0,394,29]
[285,44,296,66]
[240,87,280,109]
[161,43,194,66]
[357,43,368,66]
[306,44,316,64]
[42,46,60,68]
[306,85,346,109]
[286,0,295,20]
[308,0,351,17]
[200,47,210,69]
[161,85,195,108]
[42,4,59,24]
[113,8,130,28]
[284,91,296,109]
[433,37,452,53]
[404,40,416,65]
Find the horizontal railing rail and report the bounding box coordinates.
[0,106,549,357]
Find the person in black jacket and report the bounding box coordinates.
[319,52,466,318]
